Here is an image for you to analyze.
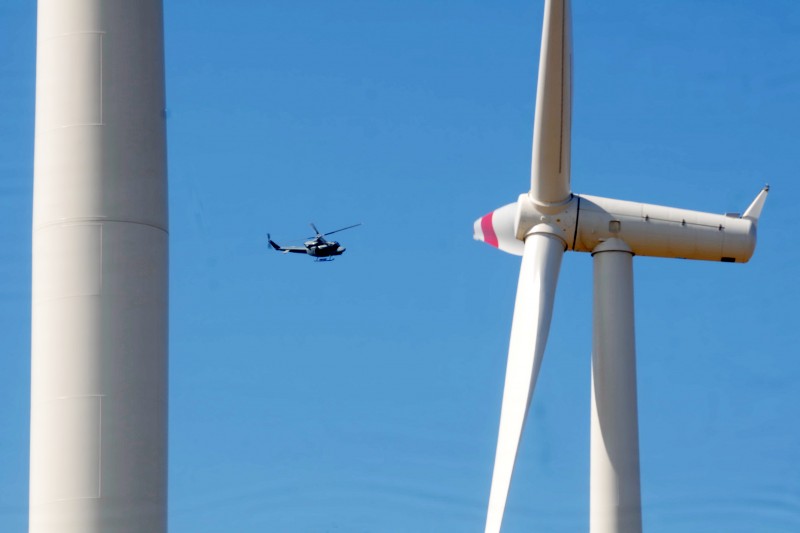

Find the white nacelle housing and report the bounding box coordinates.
[474,190,763,263]
[575,195,755,262]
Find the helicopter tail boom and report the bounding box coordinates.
[267,234,307,254]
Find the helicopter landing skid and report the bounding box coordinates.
[314,257,335,262]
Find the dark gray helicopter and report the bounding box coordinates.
[268,223,361,261]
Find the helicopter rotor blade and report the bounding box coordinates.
[309,223,322,236]
[323,223,362,236]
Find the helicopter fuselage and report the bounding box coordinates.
[305,239,345,258]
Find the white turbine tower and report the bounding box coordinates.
[473,1,768,532]
[30,0,168,531]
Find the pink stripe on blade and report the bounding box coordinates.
[481,212,499,248]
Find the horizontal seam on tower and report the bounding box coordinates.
[33,218,168,234]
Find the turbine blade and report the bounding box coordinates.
[530,0,572,205]
[486,232,565,533]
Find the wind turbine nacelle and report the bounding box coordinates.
[474,192,761,263]
[574,195,757,262]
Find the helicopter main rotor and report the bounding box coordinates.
[308,222,362,239]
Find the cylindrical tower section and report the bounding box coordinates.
[590,239,642,533]
[30,0,168,531]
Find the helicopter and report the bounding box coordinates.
[268,223,361,261]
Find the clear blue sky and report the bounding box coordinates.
[2,1,799,531]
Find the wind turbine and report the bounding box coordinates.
[472,1,768,532]
[30,0,168,531]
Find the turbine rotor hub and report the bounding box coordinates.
[515,193,578,246]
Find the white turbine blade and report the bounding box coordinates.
[486,232,565,533]
[530,0,572,205]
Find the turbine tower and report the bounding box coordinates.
[473,1,768,532]
[30,0,168,531]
